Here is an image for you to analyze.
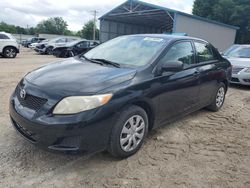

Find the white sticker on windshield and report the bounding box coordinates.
[143,37,164,42]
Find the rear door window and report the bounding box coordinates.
[67,38,77,42]
[0,34,10,39]
[76,41,89,48]
[194,42,216,62]
[56,38,67,43]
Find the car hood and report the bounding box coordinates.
[25,58,136,96]
[225,57,250,67]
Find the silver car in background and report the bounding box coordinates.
[223,45,250,86]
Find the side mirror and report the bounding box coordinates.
[161,61,184,72]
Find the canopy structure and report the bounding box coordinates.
[99,0,239,50]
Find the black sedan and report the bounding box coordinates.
[52,40,99,58]
[9,34,232,158]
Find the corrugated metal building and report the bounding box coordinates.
[99,0,239,51]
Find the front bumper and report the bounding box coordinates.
[9,99,115,153]
[231,72,250,86]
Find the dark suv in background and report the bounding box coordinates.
[9,34,232,158]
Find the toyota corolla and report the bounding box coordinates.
[9,34,232,158]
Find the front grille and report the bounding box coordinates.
[232,67,244,74]
[231,77,240,82]
[11,118,37,142]
[15,86,47,111]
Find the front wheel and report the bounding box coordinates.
[3,47,17,58]
[108,105,148,158]
[207,83,226,112]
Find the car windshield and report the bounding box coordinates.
[83,36,167,67]
[224,46,250,58]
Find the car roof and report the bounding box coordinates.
[0,31,11,36]
[126,34,208,43]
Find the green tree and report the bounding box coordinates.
[192,0,218,19]
[79,20,99,40]
[192,0,250,44]
[0,22,17,33]
[36,17,68,35]
[212,0,235,24]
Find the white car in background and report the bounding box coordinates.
[29,39,48,49]
[43,37,80,54]
[223,45,250,86]
[0,32,19,58]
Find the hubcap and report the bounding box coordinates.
[6,48,16,57]
[69,51,74,57]
[120,115,145,152]
[216,87,225,108]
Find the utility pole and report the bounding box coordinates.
[27,24,29,34]
[93,10,97,40]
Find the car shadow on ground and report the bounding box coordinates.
[229,83,250,90]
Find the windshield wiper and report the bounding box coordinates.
[81,55,104,66]
[90,58,121,68]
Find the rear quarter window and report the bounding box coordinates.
[194,42,216,62]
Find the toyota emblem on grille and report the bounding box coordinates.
[20,89,26,99]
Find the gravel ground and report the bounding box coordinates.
[0,48,250,188]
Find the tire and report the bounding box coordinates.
[108,105,148,158]
[3,47,17,58]
[45,46,53,55]
[67,50,74,57]
[207,83,226,112]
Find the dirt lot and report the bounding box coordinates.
[0,48,250,188]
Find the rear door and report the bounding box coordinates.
[0,34,9,52]
[193,41,220,106]
[155,40,200,125]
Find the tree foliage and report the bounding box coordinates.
[0,17,81,37]
[0,22,36,35]
[77,20,99,40]
[0,18,99,39]
[36,17,68,35]
[192,0,250,44]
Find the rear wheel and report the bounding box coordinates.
[66,50,74,58]
[207,83,226,112]
[3,47,17,58]
[108,105,148,158]
[46,46,53,55]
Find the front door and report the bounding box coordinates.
[154,40,200,125]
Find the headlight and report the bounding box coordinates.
[53,94,113,115]
[245,68,250,73]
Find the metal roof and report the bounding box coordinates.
[100,0,239,30]
[120,33,209,43]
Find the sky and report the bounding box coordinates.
[0,0,194,31]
